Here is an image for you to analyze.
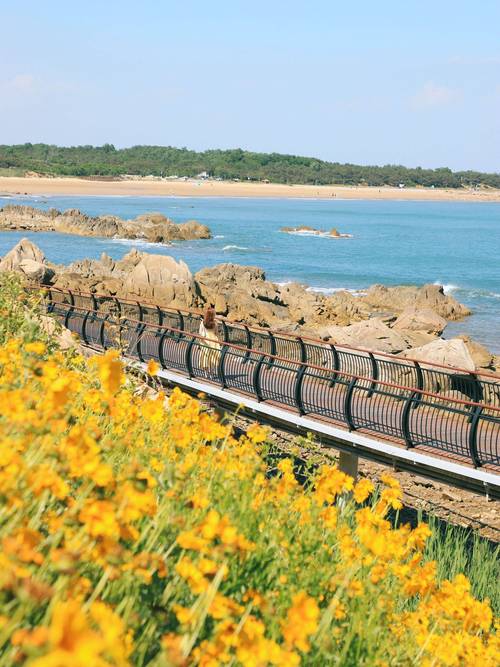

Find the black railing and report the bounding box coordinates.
[41,287,500,407]
[43,293,500,470]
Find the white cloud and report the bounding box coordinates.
[410,82,460,110]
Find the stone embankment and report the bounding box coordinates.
[0,205,211,244]
[0,237,497,374]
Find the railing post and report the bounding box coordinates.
[218,344,229,387]
[344,377,357,431]
[467,373,482,423]
[412,361,424,409]
[44,287,53,312]
[294,364,306,415]
[63,304,74,329]
[329,344,340,387]
[402,391,419,448]
[156,305,163,326]
[68,290,75,307]
[468,406,483,468]
[267,332,276,369]
[185,337,196,378]
[91,293,97,312]
[99,315,109,350]
[137,302,144,323]
[114,297,122,318]
[136,323,146,362]
[81,310,91,345]
[252,354,265,402]
[243,325,252,364]
[367,352,379,398]
[297,337,307,363]
[220,320,229,343]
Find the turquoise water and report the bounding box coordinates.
[1,195,499,353]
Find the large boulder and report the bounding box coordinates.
[319,318,415,354]
[458,336,495,370]
[393,307,447,335]
[124,254,197,306]
[0,238,54,283]
[401,338,475,371]
[195,264,289,325]
[362,284,471,321]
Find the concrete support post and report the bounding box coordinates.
[339,450,359,481]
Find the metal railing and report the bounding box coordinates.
[42,292,500,471]
[39,286,500,407]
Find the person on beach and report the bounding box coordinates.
[199,306,221,370]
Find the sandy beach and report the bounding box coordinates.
[1,176,499,202]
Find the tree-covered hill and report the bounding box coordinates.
[1,142,499,188]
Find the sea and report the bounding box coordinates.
[0,194,499,353]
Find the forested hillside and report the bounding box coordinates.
[1,143,499,188]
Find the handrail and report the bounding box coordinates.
[44,298,500,470]
[43,300,500,412]
[27,284,500,381]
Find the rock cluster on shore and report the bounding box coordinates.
[0,237,497,373]
[0,205,212,243]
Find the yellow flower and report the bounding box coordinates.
[146,359,160,376]
[25,341,46,355]
[282,591,320,653]
[353,477,374,504]
[79,500,120,539]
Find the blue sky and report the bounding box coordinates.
[1,0,499,171]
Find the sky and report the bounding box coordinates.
[1,0,499,172]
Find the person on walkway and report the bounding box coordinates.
[199,306,221,371]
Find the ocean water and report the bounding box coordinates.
[0,194,499,353]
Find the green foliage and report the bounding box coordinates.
[0,275,51,347]
[1,143,499,188]
[422,516,500,615]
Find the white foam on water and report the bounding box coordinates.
[276,281,366,297]
[307,286,367,297]
[108,237,173,249]
[222,244,249,251]
[284,230,353,239]
[214,234,225,238]
[433,281,459,295]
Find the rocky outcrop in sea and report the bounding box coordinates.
[0,205,212,244]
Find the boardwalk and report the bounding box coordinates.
[43,289,500,478]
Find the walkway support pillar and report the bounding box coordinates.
[339,450,359,481]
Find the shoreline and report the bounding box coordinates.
[1,176,500,202]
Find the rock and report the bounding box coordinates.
[458,336,495,370]
[393,307,447,334]
[19,259,54,283]
[0,237,45,269]
[280,225,352,238]
[0,205,212,244]
[38,314,77,350]
[401,338,475,371]
[123,254,197,306]
[319,318,414,354]
[362,284,470,321]
[195,264,289,325]
[0,238,54,284]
